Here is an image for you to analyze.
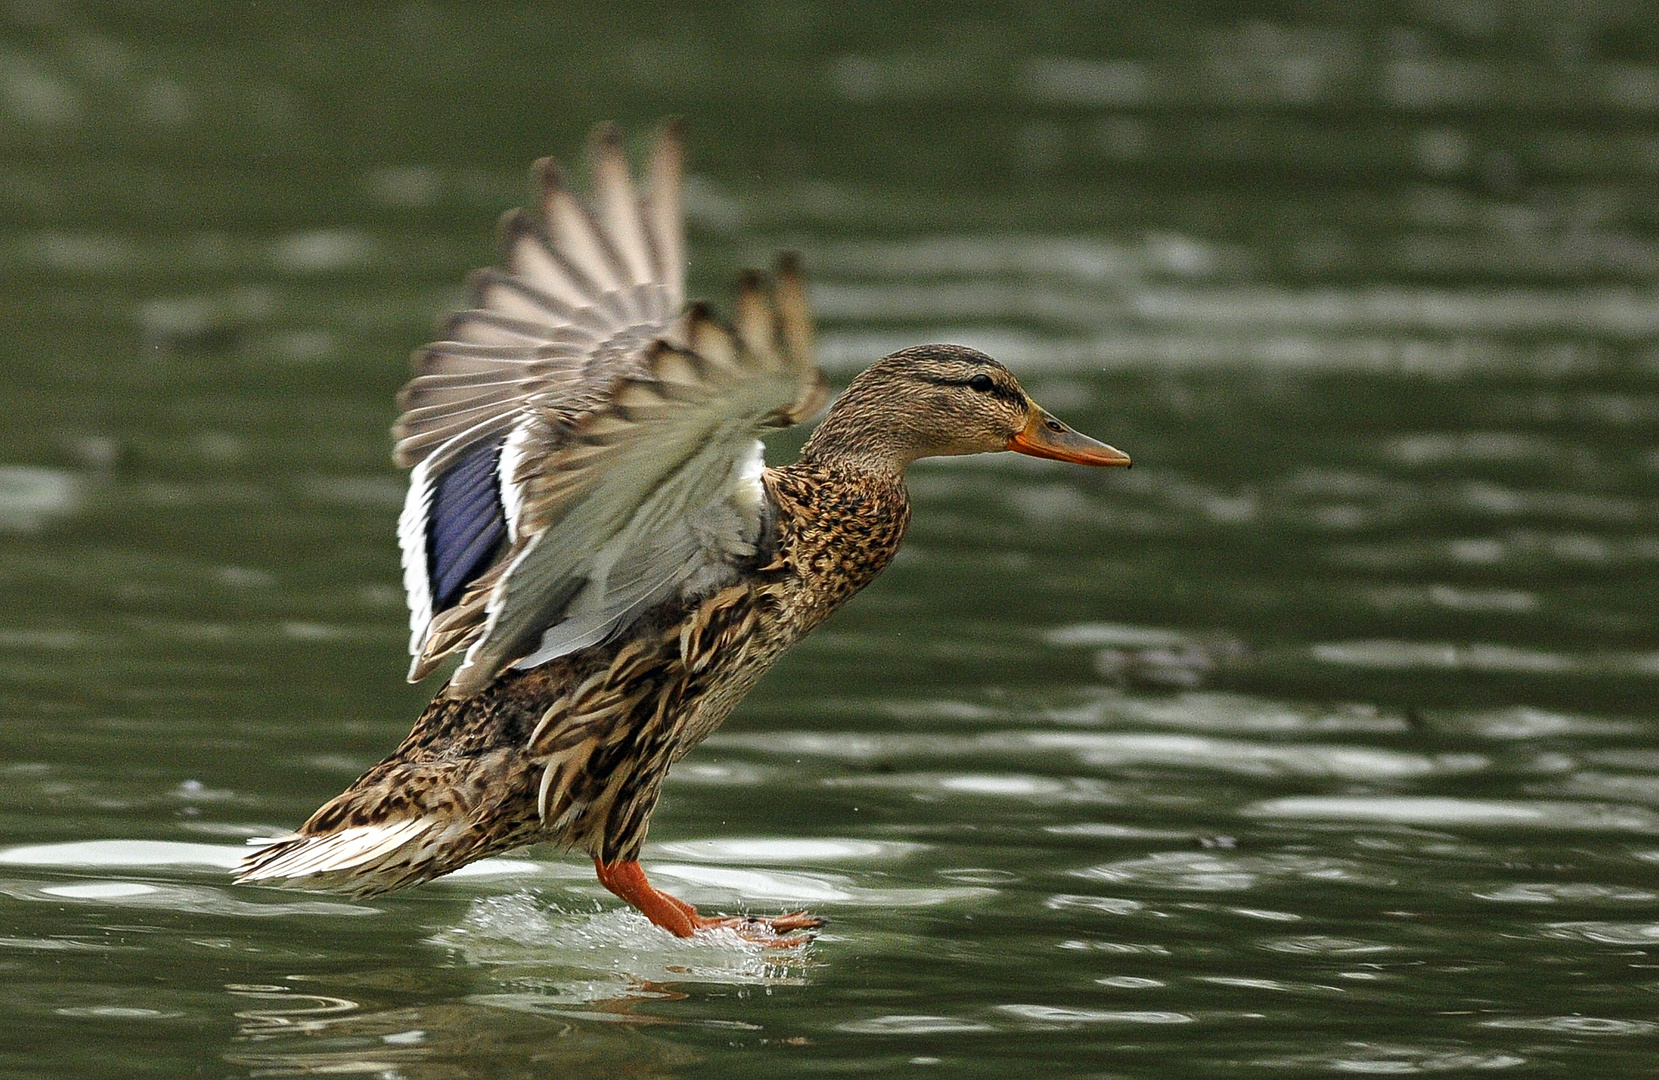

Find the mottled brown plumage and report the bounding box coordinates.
[268,455,907,886]
[237,126,1128,939]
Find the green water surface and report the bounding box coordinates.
[4,4,1659,1077]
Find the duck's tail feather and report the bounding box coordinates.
[235,816,474,897]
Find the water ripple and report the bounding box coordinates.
[1194,975,1347,995]
[1076,852,1392,892]
[1258,935,1394,955]
[1045,894,1147,915]
[1537,922,1659,945]
[1311,640,1659,677]
[0,839,243,869]
[0,935,122,952]
[1555,772,1659,804]
[55,1006,186,1020]
[1045,823,1193,841]
[0,465,82,530]
[647,863,992,908]
[1474,883,1659,904]
[995,1004,1193,1026]
[1025,732,1483,779]
[1052,691,1409,735]
[0,878,376,917]
[823,771,1120,803]
[837,1015,995,1035]
[1435,708,1641,740]
[1246,796,1659,832]
[648,837,924,863]
[1312,640,1579,673]
[1479,1016,1658,1035]
[1252,1043,1528,1072]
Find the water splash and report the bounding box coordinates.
[431,892,817,1008]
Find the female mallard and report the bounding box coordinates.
[237,123,1130,938]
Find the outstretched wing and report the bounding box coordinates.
[394,123,826,696]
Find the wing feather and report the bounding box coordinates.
[393,124,824,692]
[774,252,814,367]
[445,338,805,694]
[394,411,517,471]
[427,442,508,610]
[536,158,628,295]
[441,309,594,350]
[589,123,654,285]
[499,208,599,309]
[644,120,685,308]
[396,399,518,451]
[470,268,581,327]
[401,370,556,395]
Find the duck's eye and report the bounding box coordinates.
[968,373,995,392]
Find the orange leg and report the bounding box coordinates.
[593,858,824,940]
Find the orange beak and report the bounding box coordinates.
[1006,408,1131,467]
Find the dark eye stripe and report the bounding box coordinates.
[912,372,1025,405]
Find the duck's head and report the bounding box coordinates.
[800,344,1130,475]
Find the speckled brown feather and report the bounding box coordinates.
[240,458,909,893]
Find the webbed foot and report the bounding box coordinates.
[595,858,824,943]
[697,910,826,945]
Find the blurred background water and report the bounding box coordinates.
[4,2,1659,1076]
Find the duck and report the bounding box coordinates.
[236,122,1130,939]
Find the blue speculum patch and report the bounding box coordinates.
[427,440,508,611]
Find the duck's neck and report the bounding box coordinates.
[765,455,913,629]
[797,406,916,481]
